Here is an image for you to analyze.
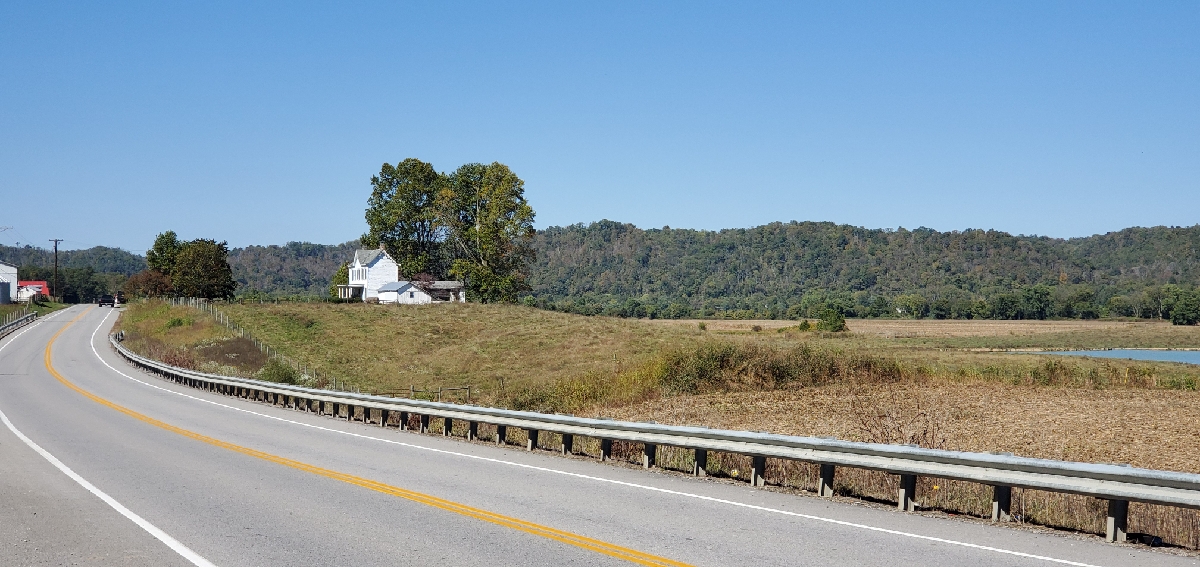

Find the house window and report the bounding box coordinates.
[409,291,414,298]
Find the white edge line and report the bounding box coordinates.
[0,307,67,355]
[1,308,216,567]
[85,309,1107,567]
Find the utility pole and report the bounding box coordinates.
[49,239,63,301]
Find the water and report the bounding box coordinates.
[1046,349,1200,365]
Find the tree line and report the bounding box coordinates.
[525,220,1200,325]
[348,158,536,303]
[1,244,146,303]
[123,231,237,300]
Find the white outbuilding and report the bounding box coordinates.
[0,260,17,304]
[376,280,466,304]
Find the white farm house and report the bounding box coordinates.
[337,248,465,304]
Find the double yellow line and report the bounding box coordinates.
[45,308,694,567]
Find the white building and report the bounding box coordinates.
[337,248,400,301]
[377,280,466,304]
[0,260,16,304]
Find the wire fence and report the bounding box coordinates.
[167,297,352,392]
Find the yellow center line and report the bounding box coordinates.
[43,307,695,567]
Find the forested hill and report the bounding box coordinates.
[527,221,1200,319]
[0,245,146,275]
[4,223,1198,320]
[227,241,359,297]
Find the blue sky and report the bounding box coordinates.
[1,2,1197,252]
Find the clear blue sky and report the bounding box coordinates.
[2,2,1197,252]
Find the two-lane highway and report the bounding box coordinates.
[1,305,1192,566]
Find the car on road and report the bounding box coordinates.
[98,294,115,307]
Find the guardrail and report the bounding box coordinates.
[110,333,1200,545]
[0,312,36,341]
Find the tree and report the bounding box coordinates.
[438,162,536,303]
[816,308,847,332]
[146,231,184,276]
[361,159,447,278]
[123,269,173,297]
[1165,286,1200,325]
[1020,285,1053,320]
[328,262,348,299]
[172,239,236,299]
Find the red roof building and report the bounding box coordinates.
[18,280,50,298]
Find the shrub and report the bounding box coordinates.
[258,359,300,384]
[816,309,847,332]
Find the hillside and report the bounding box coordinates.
[6,222,1199,318]
[528,221,1200,319]
[227,241,358,297]
[0,244,146,275]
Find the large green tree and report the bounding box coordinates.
[172,239,237,299]
[361,159,446,278]
[438,162,537,303]
[146,231,184,276]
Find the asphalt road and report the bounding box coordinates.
[0,305,1193,566]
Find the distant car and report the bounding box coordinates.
[114,291,126,305]
[98,294,115,307]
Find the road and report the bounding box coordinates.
[0,305,1192,566]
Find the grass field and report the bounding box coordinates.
[115,300,1200,547]
[0,301,68,319]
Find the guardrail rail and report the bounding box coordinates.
[0,312,36,341]
[110,333,1200,545]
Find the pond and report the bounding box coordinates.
[1045,349,1200,365]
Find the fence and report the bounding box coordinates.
[0,308,35,341]
[111,332,1200,546]
[165,297,352,392]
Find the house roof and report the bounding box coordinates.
[0,260,17,269]
[353,249,386,266]
[428,281,465,290]
[377,281,414,293]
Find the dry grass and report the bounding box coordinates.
[117,301,1200,547]
[594,383,1200,547]
[219,301,706,394]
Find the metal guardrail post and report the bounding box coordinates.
[600,439,612,461]
[443,417,453,437]
[992,486,1012,521]
[561,434,573,455]
[1106,500,1129,543]
[467,421,477,441]
[819,464,836,497]
[496,425,507,445]
[398,411,409,430]
[420,414,430,433]
[380,409,390,427]
[526,429,539,451]
[899,474,918,512]
[693,449,707,477]
[750,456,767,487]
[643,444,656,469]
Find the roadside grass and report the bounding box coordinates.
[117,301,1200,547]
[219,301,707,395]
[0,301,68,318]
